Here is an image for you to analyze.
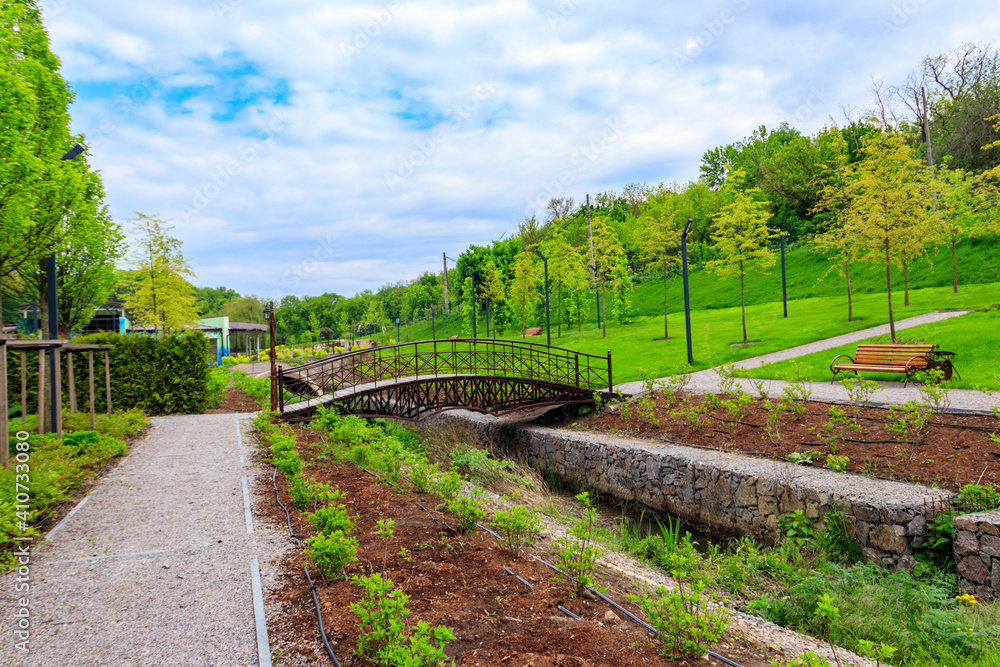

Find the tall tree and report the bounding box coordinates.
[509,253,538,337]
[707,170,777,344]
[122,213,200,334]
[590,213,629,338]
[638,185,683,339]
[838,131,936,341]
[931,166,976,293]
[480,259,506,338]
[0,1,80,331]
[812,127,858,321]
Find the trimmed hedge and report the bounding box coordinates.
[5,331,213,415]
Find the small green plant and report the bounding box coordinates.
[306,530,358,580]
[307,505,357,535]
[716,362,739,396]
[555,492,605,596]
[841,377,880,411]
[630,581,729,660]
[406,459,438,494]
[720,390,754,439]
[748,378,769,400]
[632,393,660,427]
[429,470,463,502]
[769,651,835,667]
[450,448,514,486]
[787,450,821,466]
[446,491,488,534]
[886,400,930,440]
[350,572,410,662]
[857,639,898,667]
[825,454,849,473]
[683,400,711,430]
[763,399,784,444]
[814,593,843,667]
[919,368,952,411]
[492,492,542,557]
[308,479,347,508]
[777,510,813,548]
[780,382,811,420]
[660,365,693,406]
[288,473,312,509]
[386,620,454,667]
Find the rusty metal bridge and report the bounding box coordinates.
[276,339,618,423]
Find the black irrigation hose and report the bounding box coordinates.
[810,410,1000,431]
[503,566,534,588]
[476,522,503,541]
[530,554,745,667]
[557,605,581,619]
[260,431,341,665]
[304,565,343,667]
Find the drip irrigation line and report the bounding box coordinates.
[476,522,502,541]
[304,566,342,667]
[503,566,534,588]
[530,554,744,667]
[709,414,763,428]
[557,605,581,619]
[271,465,303,549]
[809,411,1000,431]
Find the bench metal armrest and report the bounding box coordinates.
[829,353,854,373]
[904,354,930,371]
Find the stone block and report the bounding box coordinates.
[954,531,980,557]
[981,534,1000,558]
[906,514,926,536]
[870,524,907,553]
[756,478,777,498]
[980,521,999,536]
[734,481,758,508]
[958,555,991,584]
[992,560,1000,592]
[954,515,978,532]
[804,501,820,519]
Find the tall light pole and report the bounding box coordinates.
[43,143,85,433]
[263,302,277,412]
[463,268,476,339]
[533,248,551,346]
[681,218,694,366]
[780,233,788,318]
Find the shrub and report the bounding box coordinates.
[492,492,542,557]
[288,473,311,509]
[631,582,729,660]
[556,492,605,596]
[350,572,410,661]
[446,491,488,534]
[429,470,463,502]
[306,530,358,579]
[307,505,356,535]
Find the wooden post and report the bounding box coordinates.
[88,350,95,429]
[67,351,77,412]
[1,340,8,468]
[104,350,112,416]
[53,347,62,438]
[20,351,27,424]
[37,351,45,435]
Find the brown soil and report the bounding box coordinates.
[563,391,1000,493]
[251,423,781,667]
[204,387,260,413]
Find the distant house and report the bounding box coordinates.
[9,300,131,336]
[197,316,268,363]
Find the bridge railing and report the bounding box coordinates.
[278,339,613,406]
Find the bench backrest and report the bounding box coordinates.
[854,344,935,367]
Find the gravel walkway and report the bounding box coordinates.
[0,413,285,667]
[616,309,1000,413]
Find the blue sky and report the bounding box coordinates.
[42,0,1000,300]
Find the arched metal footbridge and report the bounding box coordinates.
[276,339,620,423]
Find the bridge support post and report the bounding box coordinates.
[607,350,613,392]
[278,366,285,413]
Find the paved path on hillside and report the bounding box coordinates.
[617,309,1000,412]
[0,414,284,667]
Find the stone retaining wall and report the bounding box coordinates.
[954,512,1000,600]
[447,413,956,569]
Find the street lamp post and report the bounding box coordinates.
[396,317,400,343]
[263,302,277,412]
[533,248,551,346]
[780,234,788,318]
[463,269,476,339]
[681,218,694,366]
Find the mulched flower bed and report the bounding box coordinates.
[252,424,780,667]
[565,390,1000,493]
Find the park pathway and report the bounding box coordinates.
[0,413,284,667]
[617,309,1000,412]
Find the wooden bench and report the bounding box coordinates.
[830,343,946,387]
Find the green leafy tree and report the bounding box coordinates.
[591,213,630,337]
[460,276,476,338]
[121,213,200,334]
[480,259,506,338]
[639,185,683,339]
[812,127,859,321]
[509,253,538,337]
[931,165,976,293]
[707,170,777,344]
[838,131,936,341]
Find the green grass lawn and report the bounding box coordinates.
[383,281,1000,387]
[741,306,1000,390]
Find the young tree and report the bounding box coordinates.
[638,185,683,339]
[812,127,858,321]
[460,276,476,338]
[480,259,506,338]
[707,170,777,344]
[509,253,538,337]
[122,213,200,334]
[590,214,630,337]
[838,131,936,341]
[931,166,976,293]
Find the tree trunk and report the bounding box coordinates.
[0,268,4,332]
[902,257,909,307]
[844,248,853,322]
[740,258,747,344]
[952,235,958,293]
[663,267,669,340]
[557,284,561,338]
[885,245,896,343]
[601,282,606,339]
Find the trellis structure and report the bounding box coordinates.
[0,338,115,467]
[277,339,619,423]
